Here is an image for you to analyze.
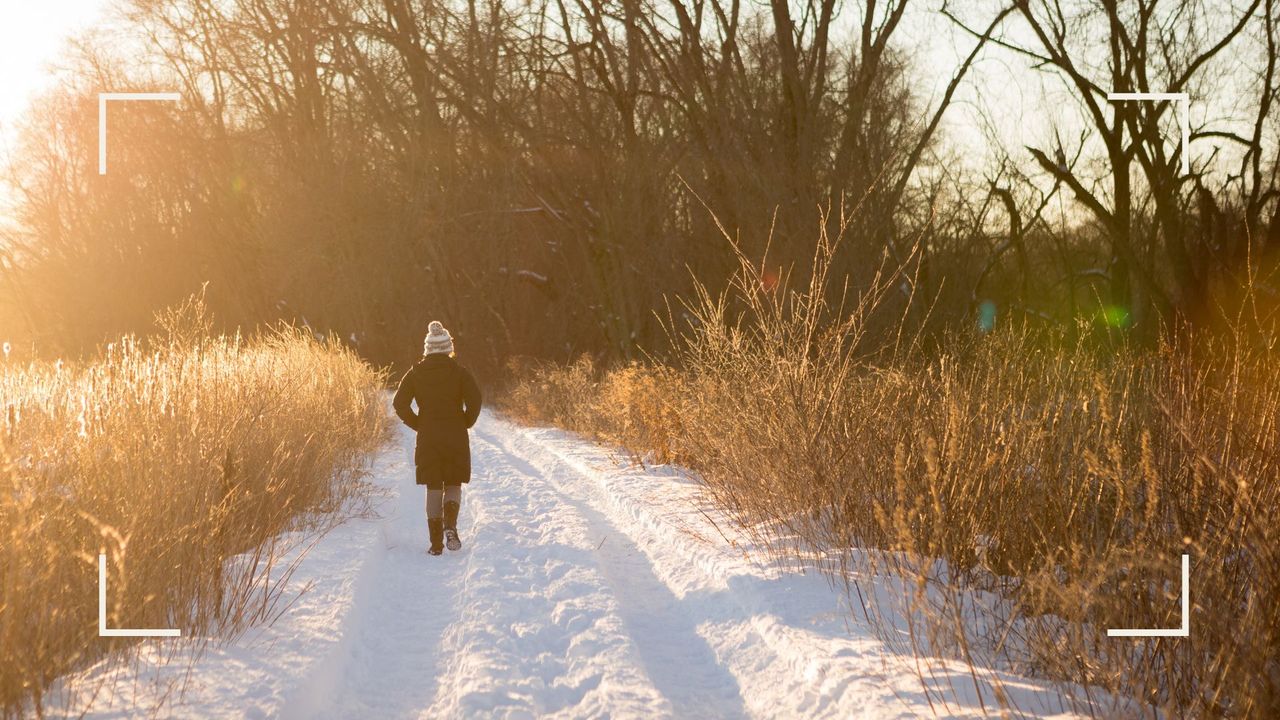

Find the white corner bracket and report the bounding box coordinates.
[1107,554,1190,638]
[97,92,181,175]
[98,553,181,638]
[1106,91,1190,176]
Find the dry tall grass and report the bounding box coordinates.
[502,221,1280,717]
[0,297,387,717]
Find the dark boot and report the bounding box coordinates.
[427,518,444,556]
[443,501,461,551]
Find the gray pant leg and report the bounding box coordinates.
[443,485,461,505]
[426,488,443,519]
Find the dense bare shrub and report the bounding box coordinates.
[503,229,1280,717]
[502,355,682,465]
[0,299,388,717]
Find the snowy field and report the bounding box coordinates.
[57,408,1099,719]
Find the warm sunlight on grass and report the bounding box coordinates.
[502,220,1280,717]
[0,296,387,717]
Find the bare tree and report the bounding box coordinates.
[948,0,1276,329]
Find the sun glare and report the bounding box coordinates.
[0,2,108,149]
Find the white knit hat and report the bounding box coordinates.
[423,321,455,355]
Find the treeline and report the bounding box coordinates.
[1,0,1277,370]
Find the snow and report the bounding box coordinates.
[55,405,1107,718]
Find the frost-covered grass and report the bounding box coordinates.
[502,223,1280,717]
[0,298,387,718]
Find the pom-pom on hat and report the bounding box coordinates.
[424,321,455,356]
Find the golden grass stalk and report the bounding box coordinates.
[0,298,387,717]
[501,218,1280,717]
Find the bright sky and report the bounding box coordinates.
[0,0,110,156]
[0,0,1257,213]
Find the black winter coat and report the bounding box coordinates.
[393,354,483,485]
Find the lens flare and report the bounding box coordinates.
[1099,305,1131,329]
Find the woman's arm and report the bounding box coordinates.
[461,367,482,429]
[392,369,419,430]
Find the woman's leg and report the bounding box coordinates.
[425,487,444,520]
[442,484,463,550]
[419,465,446,554]
[442,485,461,514]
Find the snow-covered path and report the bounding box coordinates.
[66,410,1091,719]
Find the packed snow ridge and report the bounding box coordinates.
[65,406,1096,719]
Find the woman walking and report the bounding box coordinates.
[393,321,483,555]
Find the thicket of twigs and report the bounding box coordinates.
[0,296,387,717]
[502,220,1280,718]
[5,1,1275,376]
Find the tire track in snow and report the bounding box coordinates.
[281,424,468,720]
[421,427,678,718]
[471,424,753,719]
[481,419,931,720]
